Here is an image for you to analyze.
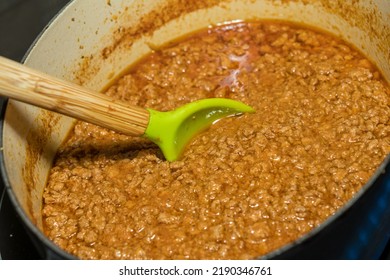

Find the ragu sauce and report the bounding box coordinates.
[42,21,390,259]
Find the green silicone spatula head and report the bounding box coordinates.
[144,98,255,161]
[0,56,255,162]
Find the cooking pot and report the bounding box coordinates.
[0,0,389,260]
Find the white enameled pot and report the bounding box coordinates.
[1,0,389,259]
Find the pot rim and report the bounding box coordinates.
[0,0,76,259]
[262,154,390,259]
[0,0,389,260]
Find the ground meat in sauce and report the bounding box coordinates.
[42,21,390,260]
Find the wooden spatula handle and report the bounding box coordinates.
[0,56,150,136]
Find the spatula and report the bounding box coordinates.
[0,56,254,161]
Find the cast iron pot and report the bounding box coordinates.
[1,0,389,259]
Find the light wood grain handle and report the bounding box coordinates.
[0,56,150,136]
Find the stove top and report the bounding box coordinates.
[0,0,389,260]
[0,0,71,260]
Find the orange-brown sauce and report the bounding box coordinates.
[43,21,390,259]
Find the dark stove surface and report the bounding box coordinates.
[0,0,71,260]
[0,0,389,261]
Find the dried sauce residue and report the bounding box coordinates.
[75,0,226,86]
[23,110,60,224]
[43,21,390,260]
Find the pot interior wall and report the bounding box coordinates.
[2,0,389,254]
